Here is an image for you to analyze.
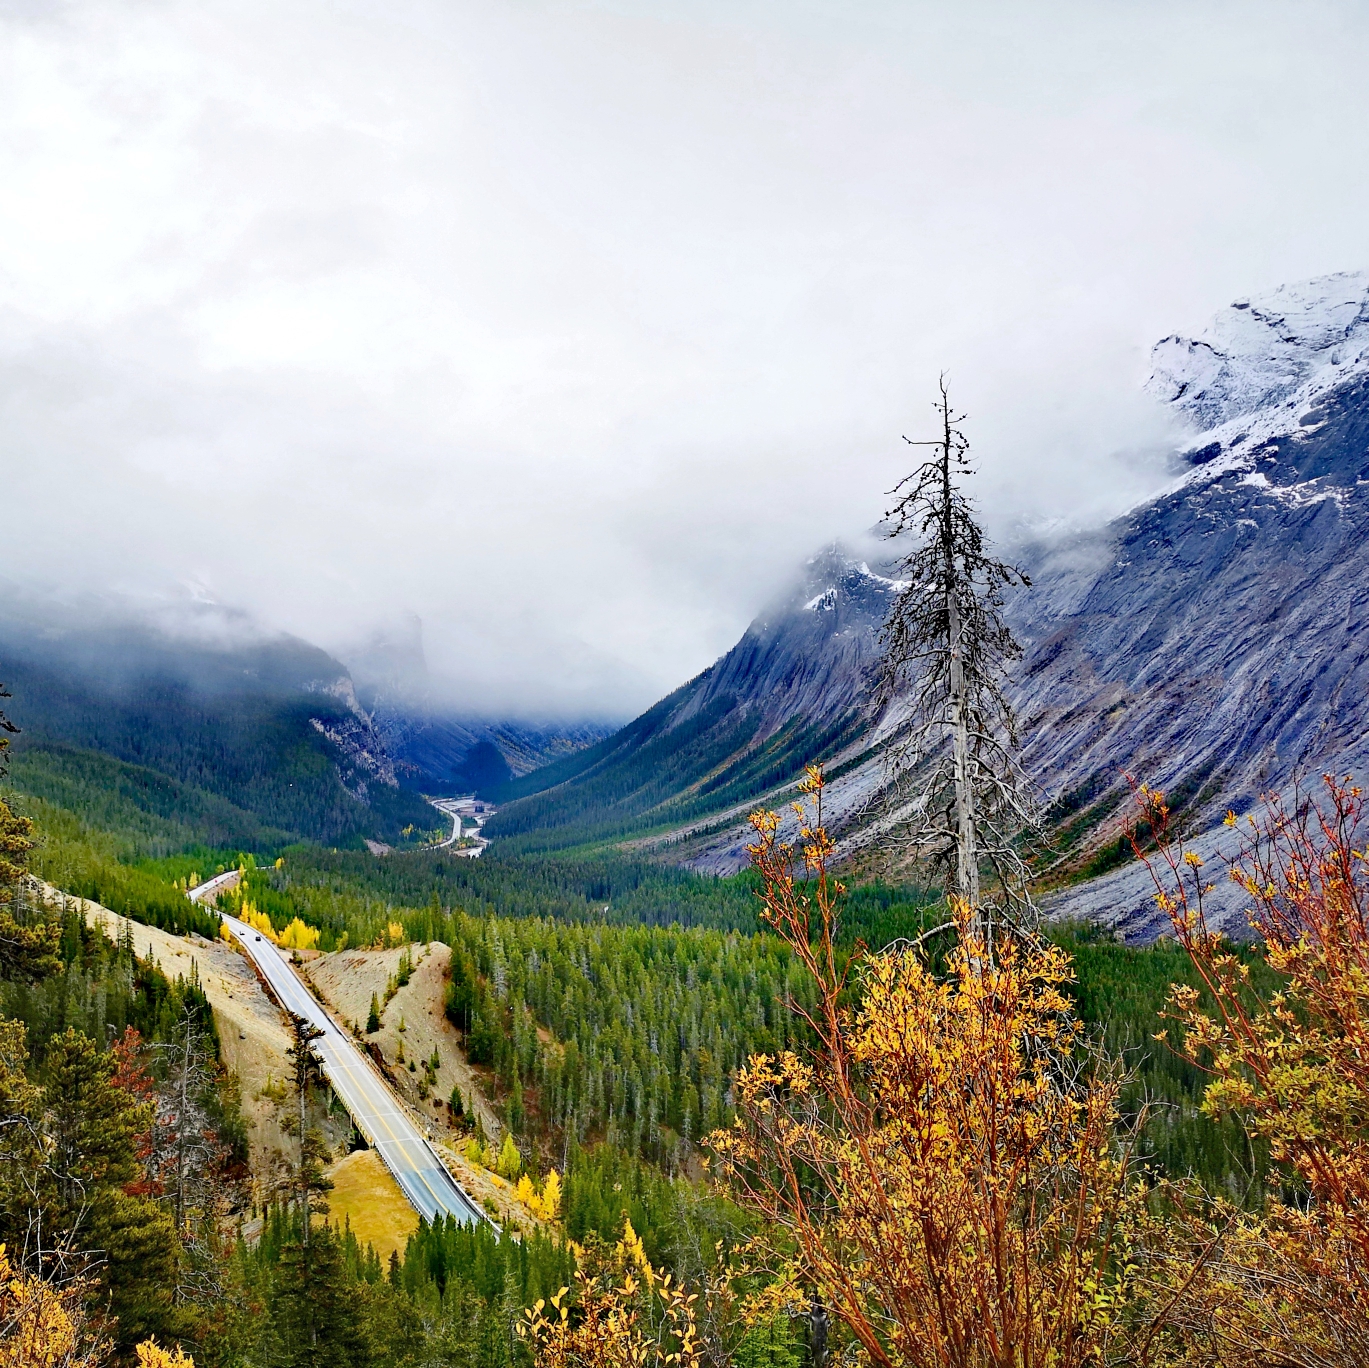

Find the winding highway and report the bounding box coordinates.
[206,892,486,1227]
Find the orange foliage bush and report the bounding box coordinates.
[1132,774,1369,1363]
[710,767,1141,1368]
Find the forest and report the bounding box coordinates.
[0,487,1361,1368]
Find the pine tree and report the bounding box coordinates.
[0,685,56,983]
[43,1027,186,1352]
[367,994,381,1034]
[44,1027,149,1228]
[880,378,1038,937]
[273,1223,365,1368]
[0,1017,44,1257]
[283,1014,331,1249]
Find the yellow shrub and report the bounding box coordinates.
[278,918,320,951]
[0,1241,94,1368]
[135,1343,195,1368]
[538,1169,562,1221]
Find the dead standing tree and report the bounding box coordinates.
[879,378,1037,940]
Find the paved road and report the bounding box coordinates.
[428,797,491,858]
[218,910,487,1227]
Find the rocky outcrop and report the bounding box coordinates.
[1021,272,1369,936]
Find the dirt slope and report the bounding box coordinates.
[304,943,556,1228]
[48,883,295,1188]
[325,1149,420,1262]
[304,942,502,1140]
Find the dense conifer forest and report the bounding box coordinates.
[0,698,1309,1367]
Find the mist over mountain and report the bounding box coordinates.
[487,271,1369,942]
[0,592,610,847]
[1026,269,1369,935]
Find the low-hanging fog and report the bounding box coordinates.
[4,0,1368,717]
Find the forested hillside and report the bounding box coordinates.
[0,608,437,848]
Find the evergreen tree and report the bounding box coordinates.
[737,1314,802,1368]
[273,1223,367,1368]
[283,1014,331,1249]
[44,1027,148,1229]
[93,1188,187,1353]
[880,377,1038,936]
[0,686,57,983]
[0,1016,44,1259]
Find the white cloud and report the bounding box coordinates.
[3,0,1368,715]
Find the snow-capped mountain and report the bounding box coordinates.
[498,271,1369,939]
[1018,270,1369,936]
[1146,270,1369,436]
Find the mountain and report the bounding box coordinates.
[1022,270,1369,936]
[493,271,1369,939]
[481,546,901,853]
[371,709,617,796]
[0,593,616,853]
[342,616,616,795]
[0,600,441,847]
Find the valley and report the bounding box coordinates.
[428,795,494,856]
[4,271,1369,1367]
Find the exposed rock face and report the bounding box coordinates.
[1023,273,1369,936]
[680,545,903,737]
[540,273,1369,941]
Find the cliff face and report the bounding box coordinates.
[1019,272,1369,936]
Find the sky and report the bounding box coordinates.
[3,0,1368,718]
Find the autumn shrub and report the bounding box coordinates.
[1130,775,1369,1364]
[519,1220,703,1368]
[710,768,1143,1368]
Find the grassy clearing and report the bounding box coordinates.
[325,1149,421,1263]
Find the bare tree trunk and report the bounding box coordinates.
[175,1038,189,1233]
[881,378,1039,947]
[299,1074,309,1251]
[946,587,979,919]
[936,394,980,925]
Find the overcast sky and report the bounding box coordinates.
[3,0,1367,717]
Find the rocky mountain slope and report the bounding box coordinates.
[344,615,615,793]
[481,545,902,853]
[496,271,1369,939]
[1024,270,1369,935]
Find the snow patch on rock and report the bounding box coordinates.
[1147,270,1369,431]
